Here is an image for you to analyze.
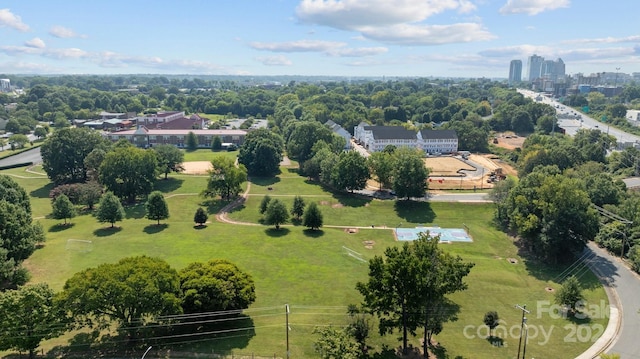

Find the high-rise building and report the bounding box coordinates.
[0,79,10,92]
[527,54,544,81]
[508,60,522,85]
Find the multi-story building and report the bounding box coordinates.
[353,124,458,154]
[325,120,352,149]
[0,79,10,92]
[107,127,246,148]
[527,54,545,81]
[509,60,522,86]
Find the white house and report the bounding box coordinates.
[354,123,458,154]
[325,120,351,149]
[418,129,458,154]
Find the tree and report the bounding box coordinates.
[83,148,107,182]
[264,199,289,229]
[0,284,67,359]
[628,245,640,273]
[303,202,323,230]
[154,144,185,179]
[368,151,394,190]
[202,156,247,200]
[291,195,305,220]
[194,207,208,226]
[179,259,256,313]
[483,311,500,338]
[186,131,198,151]
[52,194,76,225]
[332,151,370,192]
[211,135,222,151]
[8,134,28,149]
[96,192,125,228]
[79,181,103,210]
[145,191,169,225]
[555,275,584,315]
[313,326,360,359]
[238,128,284,176]
[33,126,48,139]
[392,148,429,200]
[41,127,109,184]
[285,121,335,162]
[99,146,158,203]
[57,256,182,331]
[356,233,473,356]
[259,195,272,215]
[0,175,32,214]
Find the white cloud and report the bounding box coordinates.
[499,0,570,15]
[24,37,46,49]
[0,61,63,74]
[255,55,293,66]
[562,35,640,45]
[294,0,489,46]
[0,8,29,31]
[250,39,387,57]
[296,0,475,29]
[360,23,495,45]
[49,25,87,38]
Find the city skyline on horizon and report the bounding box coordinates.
[1,1,640,78]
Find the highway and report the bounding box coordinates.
[518,89,640,144]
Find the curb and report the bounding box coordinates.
[574,244,623,359]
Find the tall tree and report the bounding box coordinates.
[99,146,158,203]
[259,195,272,215]
[211,135,222,151]
[51,194,76,225]
[202,156,247,200]
[483,311,500,338]
[285,121,335,162]
[145,191,169,225]
[238,128,284,176]
[0,175,32,214]
[313,326,360,359]
[57,256,182,331]
[154,144,185,179]
[41,127,109,184]
[179,259,256,313]
[555,275,584,315]
[368,151,394,190]
[0,284,67,359]
[392,148,429,200]
[332,151,370,192]
[96,192,125,228]
[303,202,323,231]
[291,195,305,220]
[357,233,473,356]
[264,199,289,230]
[186,131,198,151]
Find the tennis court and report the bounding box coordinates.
[395,226,473,243]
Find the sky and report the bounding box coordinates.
[1,0,639,78]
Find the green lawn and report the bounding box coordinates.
[4,167,609,359]
[182,148,238,162]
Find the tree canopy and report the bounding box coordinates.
[145,191,169,225]
[392,148,429,199]
[202,156,247,200]
[179,259,256,314]
[264,198,289,230]
[41,127,109,184]
[99,146,158,203]
[332,151,370,192]
[154,144,185,179]
[303,202,324,230]
[57,256,182,330]
[51,194,76,225]
[95,192,125,228]
[238,128,284,176]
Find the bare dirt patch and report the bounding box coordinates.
[363,240,375,249]
[492,132,526,150]
[331,203,344,208]
[424,157,474,176]
[320,201,330,206]
[545,287,555,293]
[182,161,212,174]
[507,258,519,264]
[344,228,359,234]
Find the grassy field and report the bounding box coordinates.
[181,148,238,162]
[2,165,609,359]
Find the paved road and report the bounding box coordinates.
[518,89,640,144]
[585,243,640,359]
[0,147,42,167]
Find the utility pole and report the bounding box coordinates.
[522,318,529,359]
[285,304,290,359]
[515,304,530,359]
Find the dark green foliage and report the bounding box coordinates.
[211,135,222,151]
[483,311,500,337]
[555,275,584,315]
[154,144,185,179]
[179,259,256,313]
[629,245,640,273]
[259,195,272,215]
[392,148,429,200]
[186,131,198,151]
[194,207,208,226]
[95,192,125,228]
[99,146,158,203]
[0,284,68,359]
[285,121,335,162]
[291,195,305,220]
[332,151,370,192]
[264,199,289,229]
[238,128,284,176]
[303,202,323,230]
[52,194,76,225]
[145,191,169,225]
[57,256,182,329]
[0,175,32,214]
[41,127,109,184]
[202,157,247,200]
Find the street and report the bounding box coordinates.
[0,147,42,167]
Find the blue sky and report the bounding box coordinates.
[1,0,639,78]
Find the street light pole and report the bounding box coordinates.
[515,304,530,359]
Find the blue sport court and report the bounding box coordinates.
[395,226,473,243]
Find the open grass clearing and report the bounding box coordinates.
[5,169,608,359]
